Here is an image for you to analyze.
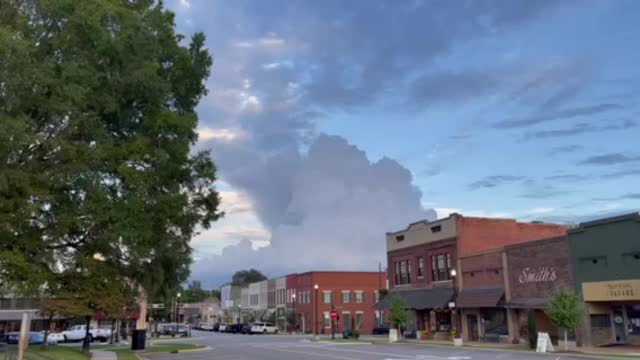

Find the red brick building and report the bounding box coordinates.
[286,271,384,335]
[381,214,568,340]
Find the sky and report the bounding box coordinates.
[164,0,640,288]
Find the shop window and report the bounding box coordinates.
[590,314,611,328]
[623,252,640,265]
[627,305,640,335]
[579,256,607,271]
[481,308,508,335]
[356,313,364,329]
[417,257,424,277]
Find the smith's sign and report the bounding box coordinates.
[583,279,640,301]
[518,267,557,284]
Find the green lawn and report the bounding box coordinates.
[19,343,203,360]
[24,346,89,360]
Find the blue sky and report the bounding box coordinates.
[165,0,640,287]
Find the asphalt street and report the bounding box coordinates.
[144,330,595,360]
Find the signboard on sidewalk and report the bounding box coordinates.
[536,332,554,353]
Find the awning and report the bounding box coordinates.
[456,287,504,308]
[374,288,453,310]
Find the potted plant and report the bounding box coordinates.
[452,330,463,346]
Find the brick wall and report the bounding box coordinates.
[387,239,456,290]
[506,236,573,302]
[460,250,504,288]
[456,216,569,256]
[288,272,383,334]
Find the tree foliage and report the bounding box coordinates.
[231,269,267,286]
[389,295,408,329]
[545,287,582,350]
[0,0,222,333]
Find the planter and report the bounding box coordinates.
[453,337,463,346]
[389,329,399,343]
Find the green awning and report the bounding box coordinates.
[374,288,454,310]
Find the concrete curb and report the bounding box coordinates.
[393,340,639,359]
[175,345,212,353]
[314,341,372,345]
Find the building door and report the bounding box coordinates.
[613,309,626,343]
[467,314,479,341]
[343,313,351,331]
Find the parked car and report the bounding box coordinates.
[6,332,58,345]
[159,323,189,337]
[250,323,278,334]
[372,323,391,335]
[218,324,227,332]
[227,323,246,334]
[200,323,214,331]
[213,323,220,332]
[43,331,65,343]
[61,325,109,342]
[240,323,253,334]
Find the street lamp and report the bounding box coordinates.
[449,269,458,339]
[292,292,296,333]
[314,284,319,339]
[174,292,181,337]
[238,304,242,323]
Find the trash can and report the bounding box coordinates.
[131,329,146,350]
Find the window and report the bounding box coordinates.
[356,312,364,329]
[395,262,400,285]
[431,253,452,281]
[342,291,351,303]
[418,257,424,277]
[591,314,611,328]
[355,291,364,303]
[431,225,442,233]
[323,291,333,304]
[396,235,404,242]
[323,312,330,327]
[374,290,379,303]
[397,260,411,284]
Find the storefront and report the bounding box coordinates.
[581,279,640,345]
[374,287,454,339]
[505,236,574,345]
[457,287,507,342]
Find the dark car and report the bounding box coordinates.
[228,323,246,334]
[213,323,220,332]
[240,323,253,335]
[372,323,391,335]
[5,332,58,345]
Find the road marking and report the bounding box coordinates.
[262,345,363,360]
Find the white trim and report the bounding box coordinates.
[355,310,364,314]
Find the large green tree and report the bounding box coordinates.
[0,0,222,350]
[231,269,268,286]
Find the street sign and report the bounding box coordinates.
[330,310,338,319]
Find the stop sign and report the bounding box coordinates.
[330,310,338,319]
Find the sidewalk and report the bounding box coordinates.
[397,338,640,358]
[91,350,117,360]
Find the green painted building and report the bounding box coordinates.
[568,212,640,346]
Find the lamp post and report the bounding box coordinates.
[174,292,181,337]
[238,304,242,323]
[314,284,319,339]
[449,269,458,340]
[292,292,296,334]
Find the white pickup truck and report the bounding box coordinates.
[62,325,111,342]
[250,322,278,334]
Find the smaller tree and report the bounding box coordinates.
[389,296,408,330]
[286,310,297,332]
[545,288,582,351]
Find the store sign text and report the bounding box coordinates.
[518,267,557,284]
[607,283,635,298]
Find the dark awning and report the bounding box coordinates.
[456,287,504,308]
[374,288,453,310]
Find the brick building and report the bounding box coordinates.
[504,236,574,344]
[286,271,383,335]
[381,213,568,340]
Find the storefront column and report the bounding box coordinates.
[577,306,592,347]
[429,310,437,332]
[460,309,469,341]
[506,309,517,344]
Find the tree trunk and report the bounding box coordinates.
[81,316,91,353]
[564,328,568,351]
[41,315,53,350]
[110,319,116,344]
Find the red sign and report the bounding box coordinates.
[330,310,338,319]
